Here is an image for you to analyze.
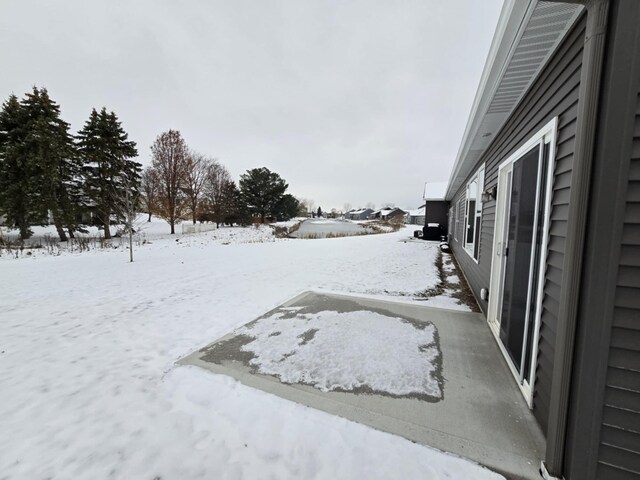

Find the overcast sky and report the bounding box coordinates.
[1,0,502,211]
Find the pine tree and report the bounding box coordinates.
[273,194,301,221]
[0,94,35,239]
[239,167,288,223]
[19,87,79,241]
[77,107,140,239]
[219,179,247,226]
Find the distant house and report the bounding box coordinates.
[345,208,373,221]
[405,205,426,225]
[423,181,448,231]
[370,207,407,221]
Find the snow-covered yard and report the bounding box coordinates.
[0,221,499,479]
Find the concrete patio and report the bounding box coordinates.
[180,291,545,480]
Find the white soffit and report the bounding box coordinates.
[445,0,583,200]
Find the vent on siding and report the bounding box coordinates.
[487,2,581,115]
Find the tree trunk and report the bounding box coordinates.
[53,216,68,242]
[129,224,133,262]
[19,220,30,241]
[102,212,111,240]
[170,220,175,234]
[103,218,111,240]
[68,228,75,239]
[147,211,152,222]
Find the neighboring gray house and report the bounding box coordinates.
[423,181,449,231]
[369,207,407,221]
[443,1,639,479]
[405,205,426,225]
[345,208,374,221]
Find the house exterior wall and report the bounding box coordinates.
[424,201,448,230]
[563,2,640,478]
[448,13,586,434]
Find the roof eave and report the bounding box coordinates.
[445,0,533,200]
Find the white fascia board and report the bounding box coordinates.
[445,0,535,200]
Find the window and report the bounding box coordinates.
[454,201,460,241]
[448,207,454,241]
[464,165,484,260]
[456,197,465,242]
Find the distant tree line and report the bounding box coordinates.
[143,130,302,233]
[0,88,303,241]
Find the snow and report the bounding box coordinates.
[0,216,281,259]
[269,218,305,229]
[407,206,426,216]
[238,309,441,398]
[0,224,500,480]
[423,181,448,201]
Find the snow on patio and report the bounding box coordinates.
[0,223,499,479]
[233,308,442,399]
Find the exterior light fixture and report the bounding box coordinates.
[481,186,497,203]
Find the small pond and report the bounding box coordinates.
[290,219,378,239]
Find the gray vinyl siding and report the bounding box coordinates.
[560,4,640,477]
[595,93,640,480]
[448,14,586,434]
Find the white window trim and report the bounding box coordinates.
[454,201,459,241]
[462,163,485,262]
[486,117,558,408]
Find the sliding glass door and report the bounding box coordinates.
[487,120,555,404]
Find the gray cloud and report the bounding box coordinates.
[1,0,502,210]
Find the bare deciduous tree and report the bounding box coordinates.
[299,198,315,216]
[184,151,209,224]
[140,166,160,222]
[203,160,232,227]
[306,199,315,215]
[151,130,189,234]
[365,202,376,209]
[343,203,352,213]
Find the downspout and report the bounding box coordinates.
[543,0,610,477]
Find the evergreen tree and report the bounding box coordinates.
[0,94,35,239]
[317,206,323,218]
[219,179,248,226]
[19,87,79,241]
[273,194,301,221]
[77,107,140,239]
[239,167,288,223]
